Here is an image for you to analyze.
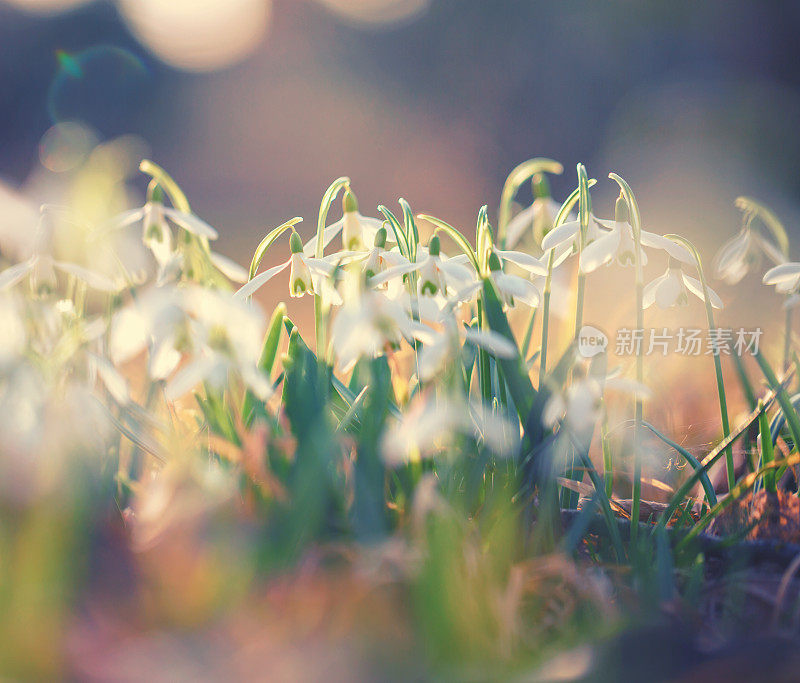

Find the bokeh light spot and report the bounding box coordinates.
[46,45,149,131]
[118,0,272,72]
[38,121,98,173]
[316,0,431,27]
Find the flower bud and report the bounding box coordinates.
[532,173,551,200]
[614,194,629,224]
[428,235,441,257]
[289,230,303,254]
[343,187,358,214]
[374,225,387,249]
[488,251,502,272]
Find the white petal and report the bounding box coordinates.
[439,258,475,286]
[106,207,145,231]
[640,231,694,264]
[494,273,540,307]
[53,260,120,292]
[163,208,219,240]
[463,327,517,358]
[0,259,35,290]
[494,249,548,276]
[579,228,620,273]
[682,273,723,309]
[541,219,580,252]
[504,204,536,247]
[763,262,800,285]
[642,272,668,309]
[209,252,248,283]
[713,230,751,277]
[654,272,684,309]
[165,357,219,400]
[93,355,130,405]
[303,217,344,257]
[368,260,421,288]
[752,232,785,266]
[234,259,290,299]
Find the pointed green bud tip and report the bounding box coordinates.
[488,251,502,271]
[532,173,551,200]
[374,225,387,249]
[289,230,303,254]
[147,182,163,204]
[343,187,358,214]
[615,194,629,223]
[428,234,441,257]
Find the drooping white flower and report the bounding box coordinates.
[417,319,516,382]
[454,251,542,309]
[330,273,434,373]
[234,231,340,303]
[303,187,385,255]
[541,196,693,274]
[643,259,723,310]
[370,235,475,302]
[762,262,800,296]
[505,196,566,249]
[165,286,271,401]
[714,226,784,285]
[382,394,518,466]
[544,371,650,435]
[112,196,218,274]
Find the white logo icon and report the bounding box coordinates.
[577,326,608,358]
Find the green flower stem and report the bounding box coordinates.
[497,158,563,248]
[573,165,591,339]
[538,181,592,387]
[786,305,793,373]
[314,177,350,357]
[609,173,645,548]
[666,234,734,492]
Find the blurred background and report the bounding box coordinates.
[2,0,800,362]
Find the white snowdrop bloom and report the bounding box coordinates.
[505,196,566,249]
[539,214,607,257]
[714,226,784,285]
[303,187,385,255]
[544,373,650,435]
[417,319,516,382]
[643,259,723,310]
[165,286,271,401]
[235,231,340,303]
[371,236,475,301]
[382,394,518,466]
[542,196,693,274]
[109,285,190,380]
[111,196,218,276]
[453,253,542,309]
[763,262,800,297]
[331,282,433,373]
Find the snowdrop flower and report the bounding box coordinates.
[417,318,516,382]
[454,251,542,309]
[166,286,271,401]
[369,235,475,297]
[234,231,338,302]
[382,394,518,466]
[544,371,650,435]
[109,286,189,379]
[542,196,693,274]
[303,187,384,255]
[505,174,572,249]
[763,262,800,306]
[112,193,218,274]
[714,225,784,285]
[643,258,723,310]
[0,211,123,294]
[330,278,433,373]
